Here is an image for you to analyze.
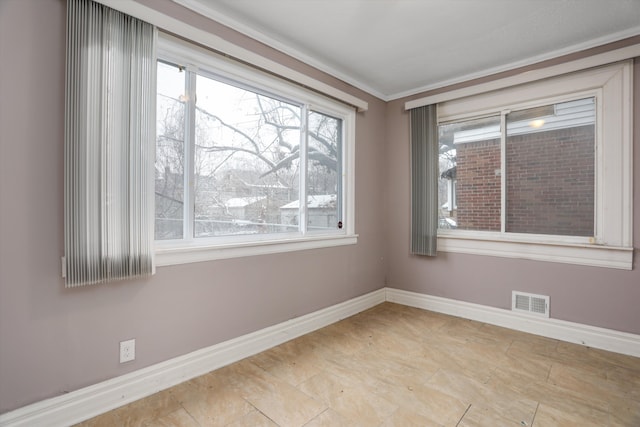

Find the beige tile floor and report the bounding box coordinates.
[76,303,640,426]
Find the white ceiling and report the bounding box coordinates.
[174,0,640,101]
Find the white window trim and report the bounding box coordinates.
[155,234,358,266]
[436,61,634,270]
[155,33,357,266]
[438,233,633,270]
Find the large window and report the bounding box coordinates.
[434,61,633,269]
[439,97,595,236]
[155,34,355,265]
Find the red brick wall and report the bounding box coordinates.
[456,138,501,231]
[505,125,594,236]
[455,125,594,236]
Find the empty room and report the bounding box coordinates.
[1,0,640,426]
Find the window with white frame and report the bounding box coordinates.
[155,34,356,265]
[435,61,633,269]
[439,97,596,236]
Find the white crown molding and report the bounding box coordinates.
[393,26,640,101]
[171,0,640,101]
[405,42,640,109]
[91,0,368,111]
[385,288,640,358]
[0,289,385,427]
[170,0,388,101]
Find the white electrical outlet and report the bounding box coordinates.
[120,339,135,363]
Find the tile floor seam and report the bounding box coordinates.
[455,403,472,427]
[176,402,202,427]
[529,401,540,427]
[248,403,281,427]
[300,408,330,427]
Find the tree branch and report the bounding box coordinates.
[196,107,262,154]
[197,143,277,169]
[309,131,337,157]
[155,191,183,206]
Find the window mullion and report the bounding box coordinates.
[500,110,508,234]
[184,69,197,240]
[299,105,309,234]
[593,92,603,244]
[336,118,344,228]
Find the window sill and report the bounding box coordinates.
[155,234,358,267]
[437,233,633,270]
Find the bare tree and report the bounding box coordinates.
[155,85,341,238]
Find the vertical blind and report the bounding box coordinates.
[410,105,438,256]
[64,0,156,287]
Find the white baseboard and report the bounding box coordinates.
[0,289,385,427]
[4,287,639,426]
[385,288,640,358]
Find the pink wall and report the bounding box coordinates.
[1,0,639,416]
[385,54,640,335]
[0,0,387,413]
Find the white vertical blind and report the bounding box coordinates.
[64,0,156,287]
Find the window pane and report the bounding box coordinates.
[438,116,502,231]
[506,98,595,236]
[194,75,301,237]
[155,62,186,240]
[304,111,342,231]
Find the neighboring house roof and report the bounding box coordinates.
[224,196,266,208]
[280,194,336,209]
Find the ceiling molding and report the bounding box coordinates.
[171,0,388,100]
[172,0,639,102]
[93,0,368,111]
[393,26,640,102]
[405,47,639,110]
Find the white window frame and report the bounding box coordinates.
[435,61,633,270]
[154,33,357,266]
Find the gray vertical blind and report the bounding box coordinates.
[410,105,438,256]
[64,0,156,287]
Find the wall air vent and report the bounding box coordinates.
[512,291,549,317]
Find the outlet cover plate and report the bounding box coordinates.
[120,339,135,363]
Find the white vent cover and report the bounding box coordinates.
[512,291,549,317]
